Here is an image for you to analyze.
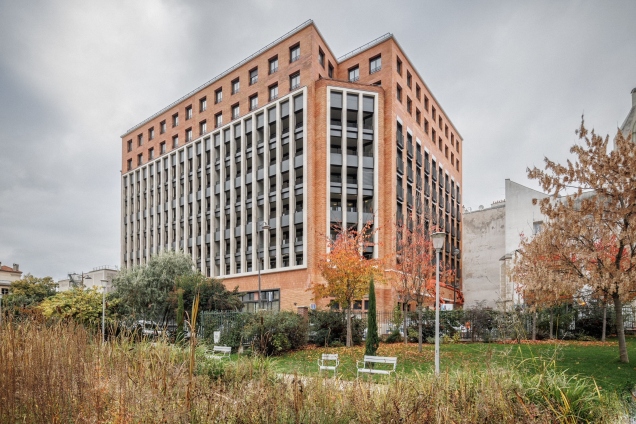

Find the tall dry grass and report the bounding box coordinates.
[0,319,628,423]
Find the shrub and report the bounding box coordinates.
[576,334,597,342]
[243,311,308,356]
[384,328,403,343]
[308,310,364,346]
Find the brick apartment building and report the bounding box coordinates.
[120,20,463,313]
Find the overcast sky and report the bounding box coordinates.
[0,0,634,280]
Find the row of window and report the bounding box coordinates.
[125,42,304,160]
[394,55,460,160]
[347,55,382,83]
[126,74,302,170]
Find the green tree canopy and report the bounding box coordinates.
[172,273,242,313]
[39,288,120,326]
[112,251,196,320]
[3,274,57,310]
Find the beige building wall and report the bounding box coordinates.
[57,266,119,293]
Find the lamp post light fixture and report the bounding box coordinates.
[100,280,108,343]
[258,221,271,311]
[431,231,446,376]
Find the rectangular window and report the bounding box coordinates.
[172,113,179,127]
[160,142,166,154]
[348,66,359,82]
[290,72,300,90]
[396,57,402,75]
[369,55,381,74]
[173,135,179,148]
[432,106,437,121]
[137,153,143,166]
[199,120,207,136]
[439,116,442,129]
[127,140,133,152]
[160,120,166,134]
[407,97,412,114]
[186,105,192,120]
[416,84,421,100]
[127,159,132,170]
[249,94,258,111]
[215,88,222,104]
[406,71,412,88]
[249,67,258,85]
[318,48,325,67]
[137,133,143,146]
[232,104,240,119]
[269,84,278,101]
[186,128,193,142]
[445,124,449,138]
[215,112,222,128]
[424,119,429,135]
[231,78,240,94]
[290,44,300,63]
[148,148,154,160]
[199,97,207,112]
[424,96,429,112]
[269,56,278,74]
[416,109,421,124]
[396,84,402,102]
[328,62,334,78]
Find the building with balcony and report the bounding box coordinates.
[120,20,463,312]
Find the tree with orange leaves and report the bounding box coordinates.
[519,120,636,362]
[312,221,381,347]
[392,222,453,352]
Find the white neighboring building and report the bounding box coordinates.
[0,262,23,295]
[57,266,119,293]
[463,179,548,310]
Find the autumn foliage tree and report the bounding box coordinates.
[392,223,454,351]
[312,222,381,347]
[512,231,580,340]
[521,119,636,362]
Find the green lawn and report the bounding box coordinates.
[270,337,636,394]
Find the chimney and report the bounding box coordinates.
[632,87,636,107]
[13,263,19,271]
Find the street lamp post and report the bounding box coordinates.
[101,280,108,343]
[258,221,271,311]
[431,232,446,376]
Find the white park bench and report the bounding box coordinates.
[317,353,340,376]
[207,345,232,360]
[356,355,397,377]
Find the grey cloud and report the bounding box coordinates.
[0,0,634,279]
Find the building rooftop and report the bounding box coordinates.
[122,20,314,137]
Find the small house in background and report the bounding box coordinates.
[0,262,23,295]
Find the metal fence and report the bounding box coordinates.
[193,303,636,344]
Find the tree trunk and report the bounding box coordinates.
[612,292,629,363]
[532,310,537,341]
[601,301,607,342]
[549,310,554,339]
[346,306,352,347]
[403,303,408,345]
[418,307,423,352]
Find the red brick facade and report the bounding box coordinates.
[121,21,462,312]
